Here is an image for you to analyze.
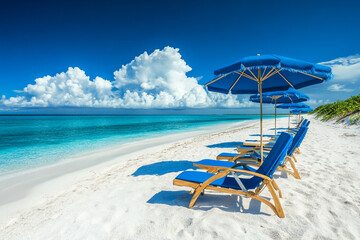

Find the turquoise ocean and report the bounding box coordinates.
[0,115,275,175]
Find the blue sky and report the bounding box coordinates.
[1,0,360,114]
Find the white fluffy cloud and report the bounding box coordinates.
[327,84,352,92]
[5,48,358,110]
[300,54,360,108]
[1,67,118,107]
[113,47,214,108]
[320,55,360,87]
[307,99,331,108]
[1,47,247,109]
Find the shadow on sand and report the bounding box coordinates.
[206,142,243,148]
[148,190,270,216]
[132,160,197,176]
[269,128,289,131]
[273,170,289,179]
[248,134,274,137]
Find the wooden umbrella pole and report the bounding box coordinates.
[259,81,263,162]
[297,113,300,125]
[296,114,298,125]
[288,108,290,129]
[275,99,277,135]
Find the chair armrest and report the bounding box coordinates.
[229,168,271,180]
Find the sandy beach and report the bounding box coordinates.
[0,116,359,240]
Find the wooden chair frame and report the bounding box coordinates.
[277,155,300,179]
[173,168,285,218]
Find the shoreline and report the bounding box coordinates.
[0,118,259,224]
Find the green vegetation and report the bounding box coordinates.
[311,94,360,125]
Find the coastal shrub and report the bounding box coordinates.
[312,94,360,124]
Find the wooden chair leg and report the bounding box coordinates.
[189,188,203,208]
[277,165,297,180]
[266,180,285,218]
[271,179,282,198]
[283,156,290,165]
[288,158,301,179]
[184,172,285,218]
[189,171,229,208]
[292,155,298,163]
[277,155,301,180]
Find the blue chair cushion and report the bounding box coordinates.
[175,171,242,190]
[175,170,263,190]
[217,152,238,158]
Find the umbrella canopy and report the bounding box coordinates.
[249,88,309,104]
[291,107,313,124]
[249,88,309,133]
[277,102,310,109]
[207,54,332,94]
[204,54,332,161]
[277,103,311,126]
[291,108,313,114]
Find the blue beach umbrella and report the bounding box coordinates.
[249,88,309,133]
[250,88,309,104]
[278,103,311,125]
[277,102,310,109]
[204,54,332,161]
[291,108,313,123]
[290,108,313,114]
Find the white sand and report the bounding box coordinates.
[0,116,359,240]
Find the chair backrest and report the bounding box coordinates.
[299,119,308,128]
[295,126,309,150]
[287,126,308,157]
[247,133,293,187]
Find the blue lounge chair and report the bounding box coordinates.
[217,124,308,162]
[173,132,293,218]
[257,121,309,155]
[245,119,310,142]
[270,119,310,135]
[197,127,308,179]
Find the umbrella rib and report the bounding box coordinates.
[235,71,257,81]
[269,95,281,103]
[262,68,282,81]
[228,71,244,92]
[268,96,276,103]
[276,71,294,88]
[204,72,231,86]
[261,67,267,79]
[293,70,325,80]
[262,67,275,80]
[247,68,259,81]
